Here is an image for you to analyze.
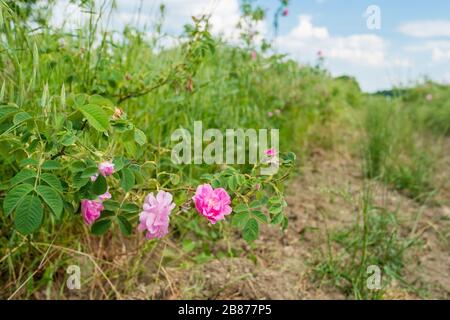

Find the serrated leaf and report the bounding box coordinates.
[269,204,283,215]
[14,195,43,234]
[42,160,62,170]
[70,161,86,172]
[252,210,268,223]
[91,174,107,195]
[243,218,259,243]
[10,169,36,186]
[3,184,34,217]
[112,157,125,172]
[121,202,139,213]
[233,203,248,213]
[40,173,63,192]
[78,104,109,132]
[19,158,39,166]
[81,166,98,178]
[271,212,284,225]
[91,219,112,235]
[134,128,147,146]
[232,211,249,229]
[103,200,120,212]
[36,185,63,219]
[117,216,132,236]
[60,132,76,146]
[120,168,135,192]
[73,172,89,189]
[227,175,238,191]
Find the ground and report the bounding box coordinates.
[123,137,449,300]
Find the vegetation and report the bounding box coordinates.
[0,0,448,299]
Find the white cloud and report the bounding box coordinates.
[406,40,450,62]
[276,15,387,66]
[398,20,450,38]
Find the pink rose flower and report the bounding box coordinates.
[268,111,274,117]
[90,173,99,182]
[251,50,257,61]
[265,148,277,156]
[282,8,289,16]
[426,94,433,102]
[81,199,104,225]
[193,184,232,224]
[98,190,111,202]
[138,190,175,239]
[98,161,115,177]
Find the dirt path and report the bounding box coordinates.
[127,145,449,300]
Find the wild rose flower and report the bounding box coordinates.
[193,184,232,224]
[268,111,274,117]
[90,173,99,182]
[282,8,289,16]
[265,148,277,157]
[98,161,115,177]
[98,190,111,202]
[426,94,433,102]
[262,148,280,166]
[81,199,104,225]
[251,50,257,61]
[138,190,175,239]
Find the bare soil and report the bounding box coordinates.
[132,145,449,300]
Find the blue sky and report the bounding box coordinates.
[52,0,450,92]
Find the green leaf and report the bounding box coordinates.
[112,157,125,172]
[13,112,32,125]
[42,160,62,170]
[120,202,139,213]
[233,203,248,213]
[232,211,250,229]
[103,200,120,212]
[36,185,63,219]
[72,172,89,189]
[91,174,107,195]
[40,173,63,192]
[81,166,98,178]
[117,216,132,236]
[281,216,289,230]
[243,218,259,243]
[70,161,86,173]
[252,210,268,223]
[227,175,238,191]
[0,106,18,122]
[78,104,109,132]
[134,128,147,146]
[271,212,284,225]
[120,168,135,192]
[10,169,36,186]
[3,184,34,217]
[14,195,43,234]
[60,132,76,146]
[269,204,283,215]
[91,219,112,235]
[19,158,39,166]
[249,200,261,209]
